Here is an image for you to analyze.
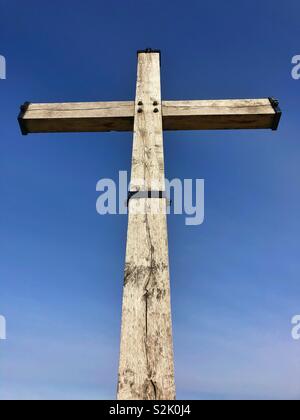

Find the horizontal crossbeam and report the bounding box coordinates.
[18,98,281,134]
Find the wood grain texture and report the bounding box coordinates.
[117,52,176,400]
[19,98,277,133]
[19,101,134,133]
[162,99,276,130]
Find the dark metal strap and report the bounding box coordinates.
[18,102,31,135]
[137,48,161,55]
[268,97,282,131]
[127,190,167,206]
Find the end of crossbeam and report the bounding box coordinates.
[268,97,282,131]
[18,102,31,135]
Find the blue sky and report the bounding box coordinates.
[0,0,300,400]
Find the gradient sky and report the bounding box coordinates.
[0,0,300,400]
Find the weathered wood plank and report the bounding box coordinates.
[19,101,135,133]
[163,99,277,130]
[117,51,176,400]
[18,98,279,133]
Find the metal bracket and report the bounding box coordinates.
[18,101,31,135]
[268,97,282,131]
[127,190,170,206]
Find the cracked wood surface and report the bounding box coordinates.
[117,52,175,400]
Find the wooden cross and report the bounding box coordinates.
[18,49,281,400]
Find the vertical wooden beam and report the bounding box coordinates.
[117,51,176,400]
